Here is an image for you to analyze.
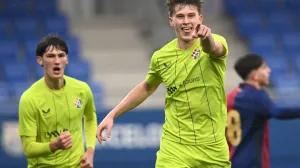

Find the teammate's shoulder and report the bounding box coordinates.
[20,79,43,102]
[151,38,177,58]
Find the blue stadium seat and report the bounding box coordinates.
[286,0,300,10]
[236,13,265,38]
[2,0,30,17]
[0,19,10,38]
[282,33,300,53]
[265,57,289,82]
[35,64,44,80]
[225,0,254,17]
[66,60,90,82]
[3,63,30,83]
[0,84,10,102]
[267,12,294,33]
[248,34,277,53]
[294,57,300,74]
[88,81,104,107]
[0,40,19,62]
[34,0,58,15]
[13,17,40,38]
[24,39,39,61]
[43,16,68,35]
[65,36,80,61]
[257,0,283,13]
[11,82,31,99]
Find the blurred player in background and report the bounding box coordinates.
[227,53,300,168]
[97,0,231,167]
[18,34,97,168]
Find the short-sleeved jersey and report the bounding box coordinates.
[146,34,229,145]
[19,75,96,168]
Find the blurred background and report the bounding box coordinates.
[0,0,300,167]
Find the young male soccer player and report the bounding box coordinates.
[18,34,97,168]
[97,0,231,167]
[227,54,300,168]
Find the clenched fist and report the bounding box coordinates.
[50,131,72,152]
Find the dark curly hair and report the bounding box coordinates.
[166,0,204,16]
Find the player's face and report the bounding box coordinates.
[255,62,271,86]
[37,46,68,80]
[169,4,203,42]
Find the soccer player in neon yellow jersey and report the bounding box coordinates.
[97,0,231,167]
[18,34,97,168]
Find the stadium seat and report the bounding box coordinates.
[0,40,19,62]
[66,60,90,82]
[248,34,277,53]
[267,12,294,33]
[35,64,44,80]
[65,36,80,61]
[88,81,104,107]
[0,19,10,38]
[2,0,30,17]
[11,82,31,99]
[3,63,30,83]
[13,17,40,38]
[0,84,10,102]
[43,16,68,35]
[236,13,265,38]
[281,32,300,53]
[265,57,289,83]
[24,39,40,62]
[34,0,58,15]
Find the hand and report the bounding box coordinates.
[96,114,114,143]
[192,24,211,40]
[80,149,94,168]
[52,131,72,151]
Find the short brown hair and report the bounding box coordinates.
[166,0,204,16]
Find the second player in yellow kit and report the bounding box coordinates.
[18,34,97,168]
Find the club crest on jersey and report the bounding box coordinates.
[74,98,82,108]
[191,49,200,60]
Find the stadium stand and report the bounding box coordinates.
[0,0,103,107]
[224,0,300,106]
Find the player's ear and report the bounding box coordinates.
[66,55,69,65]
[169,17,174,27]
[199,15,203,24]
[37,56,43,67]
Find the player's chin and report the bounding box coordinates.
[180,35,194,42]
[50,73,64,79]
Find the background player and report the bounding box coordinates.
[97,0,231,167]
[227,53,300,168]
[18,34,97,168]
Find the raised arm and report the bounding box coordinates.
[96,80,160,142]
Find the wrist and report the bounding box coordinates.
[49,140,58,152]
[107,111,116,120]
[86,147,95,155]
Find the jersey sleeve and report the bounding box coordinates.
[145,52,162,85]
[258,91,300,119]
[19,94,37,137]
[210,34,229,60]
[83,83,97,149]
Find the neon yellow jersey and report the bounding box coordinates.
[19,75,96,168]
[146,34,229,145]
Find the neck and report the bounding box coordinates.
[45,75,65,90]
[244,80,261,90]
[178,38,197,50]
